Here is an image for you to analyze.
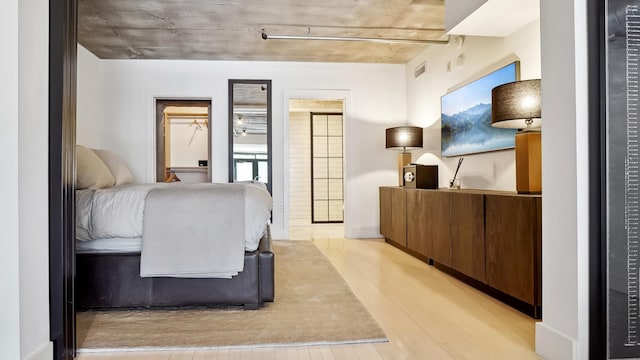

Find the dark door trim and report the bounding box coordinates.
[587,0,605,357]
[49,0,77,359]
[310,112,344,224]
[228,79,272,193]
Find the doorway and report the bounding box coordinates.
[288,99,345,240]
[155,99,212,183]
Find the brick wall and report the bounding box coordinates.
[289,111,312,226]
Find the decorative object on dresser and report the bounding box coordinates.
[449,157,464,189]
[379,186,542,318]
[491,79,542,194]
[385,126,423,186]
[403,164,438,189]
[441,61,519,157]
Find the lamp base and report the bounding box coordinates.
[398,152,412,187]
[515,131,541,194]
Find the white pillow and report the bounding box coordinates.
[76,145,115,189]
[92,149,135,186]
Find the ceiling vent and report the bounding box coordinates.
[414,62,426,78]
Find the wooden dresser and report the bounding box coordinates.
[379,186,542,318]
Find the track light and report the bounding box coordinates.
[261,30,449,45]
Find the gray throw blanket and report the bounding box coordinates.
[140,184,246,278]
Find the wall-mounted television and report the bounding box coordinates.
[441,61,520,157]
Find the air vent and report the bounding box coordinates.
[414,62,426,78]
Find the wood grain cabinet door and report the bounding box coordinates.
[485,195,537,304]
[450,192,485,282]
[407,190,450,265]
[379,187,407,246]
[379,187,392,239]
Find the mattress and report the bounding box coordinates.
[76,233,265,255]
[76,237,142,254]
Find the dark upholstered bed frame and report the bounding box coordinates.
[76,231,274,310]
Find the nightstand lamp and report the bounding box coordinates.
[491,79,542,194]
[385,126,423,186]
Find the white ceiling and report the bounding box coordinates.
[447,0,540,37]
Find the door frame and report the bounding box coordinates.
[309,112,345,224]
[155,99,212,182]
[283,91,350,239]
[49,0,77,359]
[228,79,273,193]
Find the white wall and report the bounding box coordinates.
[76,59,406,239]
[77,45,106,149]
[1,0,52,359]
[535,0,589,358]
[405,19,541,191]
[18,0,53,358]
[1,0,22,358]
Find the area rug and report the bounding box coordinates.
[76,240,386,351]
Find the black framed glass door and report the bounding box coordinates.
[590,0,640,358]
[311,113,344,223]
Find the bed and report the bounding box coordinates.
[74,145,274,310]
[76,230,274,310]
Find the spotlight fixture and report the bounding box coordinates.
[261,29,449,45]
[242,129,247,136]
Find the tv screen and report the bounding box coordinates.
[441,61,519,157]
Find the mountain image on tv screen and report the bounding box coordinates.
[441,62,519,157]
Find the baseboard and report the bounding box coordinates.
[25,341,53,360]
[535,322,577,360]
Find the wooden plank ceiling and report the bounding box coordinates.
[78,0,447,63]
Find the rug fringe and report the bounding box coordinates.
[77,337,389,353]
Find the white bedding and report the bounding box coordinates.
[76,182,272,253]
[76,183,166,241]
[141,184,246,278]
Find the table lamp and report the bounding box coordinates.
[385,126,423,186]
[491,79,542,194]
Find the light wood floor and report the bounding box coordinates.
[77,238,541,360]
